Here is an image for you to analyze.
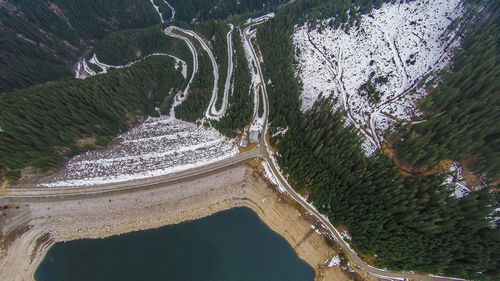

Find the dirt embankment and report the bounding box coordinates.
[0,160,353,281]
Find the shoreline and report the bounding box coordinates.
[0,161,356,281]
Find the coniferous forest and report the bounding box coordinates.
[258,0,499,280]
[277,100,499,279]
[91,25,192,67]
[213,30,254,137]
[394,19,500,180]
[0,0,160,93]
[0,56,184,174]
[174,48,214,122]
[191,20,230,111]
[165,0,287,22]
[0,0,498,279]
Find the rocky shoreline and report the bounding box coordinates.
[0,161,353,281]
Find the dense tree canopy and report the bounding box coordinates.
[92,25,192,67]
[166,0,287,22]
[258,1,500,280]
[1,1,498,279]
[277,100,499,280]
[395,17,500,180]
[0,0,160,93]
[0,56,184,174]
[213,29,254,136]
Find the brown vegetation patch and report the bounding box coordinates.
[0,224,31,255]
[75,137,97,148]
[266,133,280,153]
[382,139,453,178]
[461,154,486,190]
[238,141,258,153]
[48,2,73,29]
[0,203,31,254]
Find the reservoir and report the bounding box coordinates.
[35,207,315,281]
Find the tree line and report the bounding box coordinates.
[394,16,499,181]
[0,56,184,178]
[165,0,287,22]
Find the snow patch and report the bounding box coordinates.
[444,162,470,198]
[262,160,286,193]
[328,255,341,267]
[341,230,351,241]
[39,116,238,187]
[293,0,465,154]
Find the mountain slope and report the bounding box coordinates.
[0,0,160,93]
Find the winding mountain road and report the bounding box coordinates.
[238,14,465,281]
[164,26,199,115]
[2,13,466,281]
[206,23,234,119]
[168,27,220,120]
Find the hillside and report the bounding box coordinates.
[0,0,160,93]
[0,0,498,280]
[0,56,185,180]
[293,0,466,154]
[257,0,499,279]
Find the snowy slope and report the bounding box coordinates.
[40,116,237,187]
[293,0,465,154]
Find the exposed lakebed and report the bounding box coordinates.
[35,207,315,281]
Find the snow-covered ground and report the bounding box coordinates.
[293,0,465,154]
[328,255,341,267]
[39,116,238,187]
[444,162,470,198]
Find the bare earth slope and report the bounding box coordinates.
[0,162,353,281]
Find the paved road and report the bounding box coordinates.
[243,15,465,281]
[165,26,198,112]
[1,149,260,200]
[207,23,234,119]
[2,18,466,281]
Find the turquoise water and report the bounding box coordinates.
[35,207,315,281]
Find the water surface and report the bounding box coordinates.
[35,207,315,281]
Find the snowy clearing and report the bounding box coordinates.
[39,116,238,187]
[293,0,465,154]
